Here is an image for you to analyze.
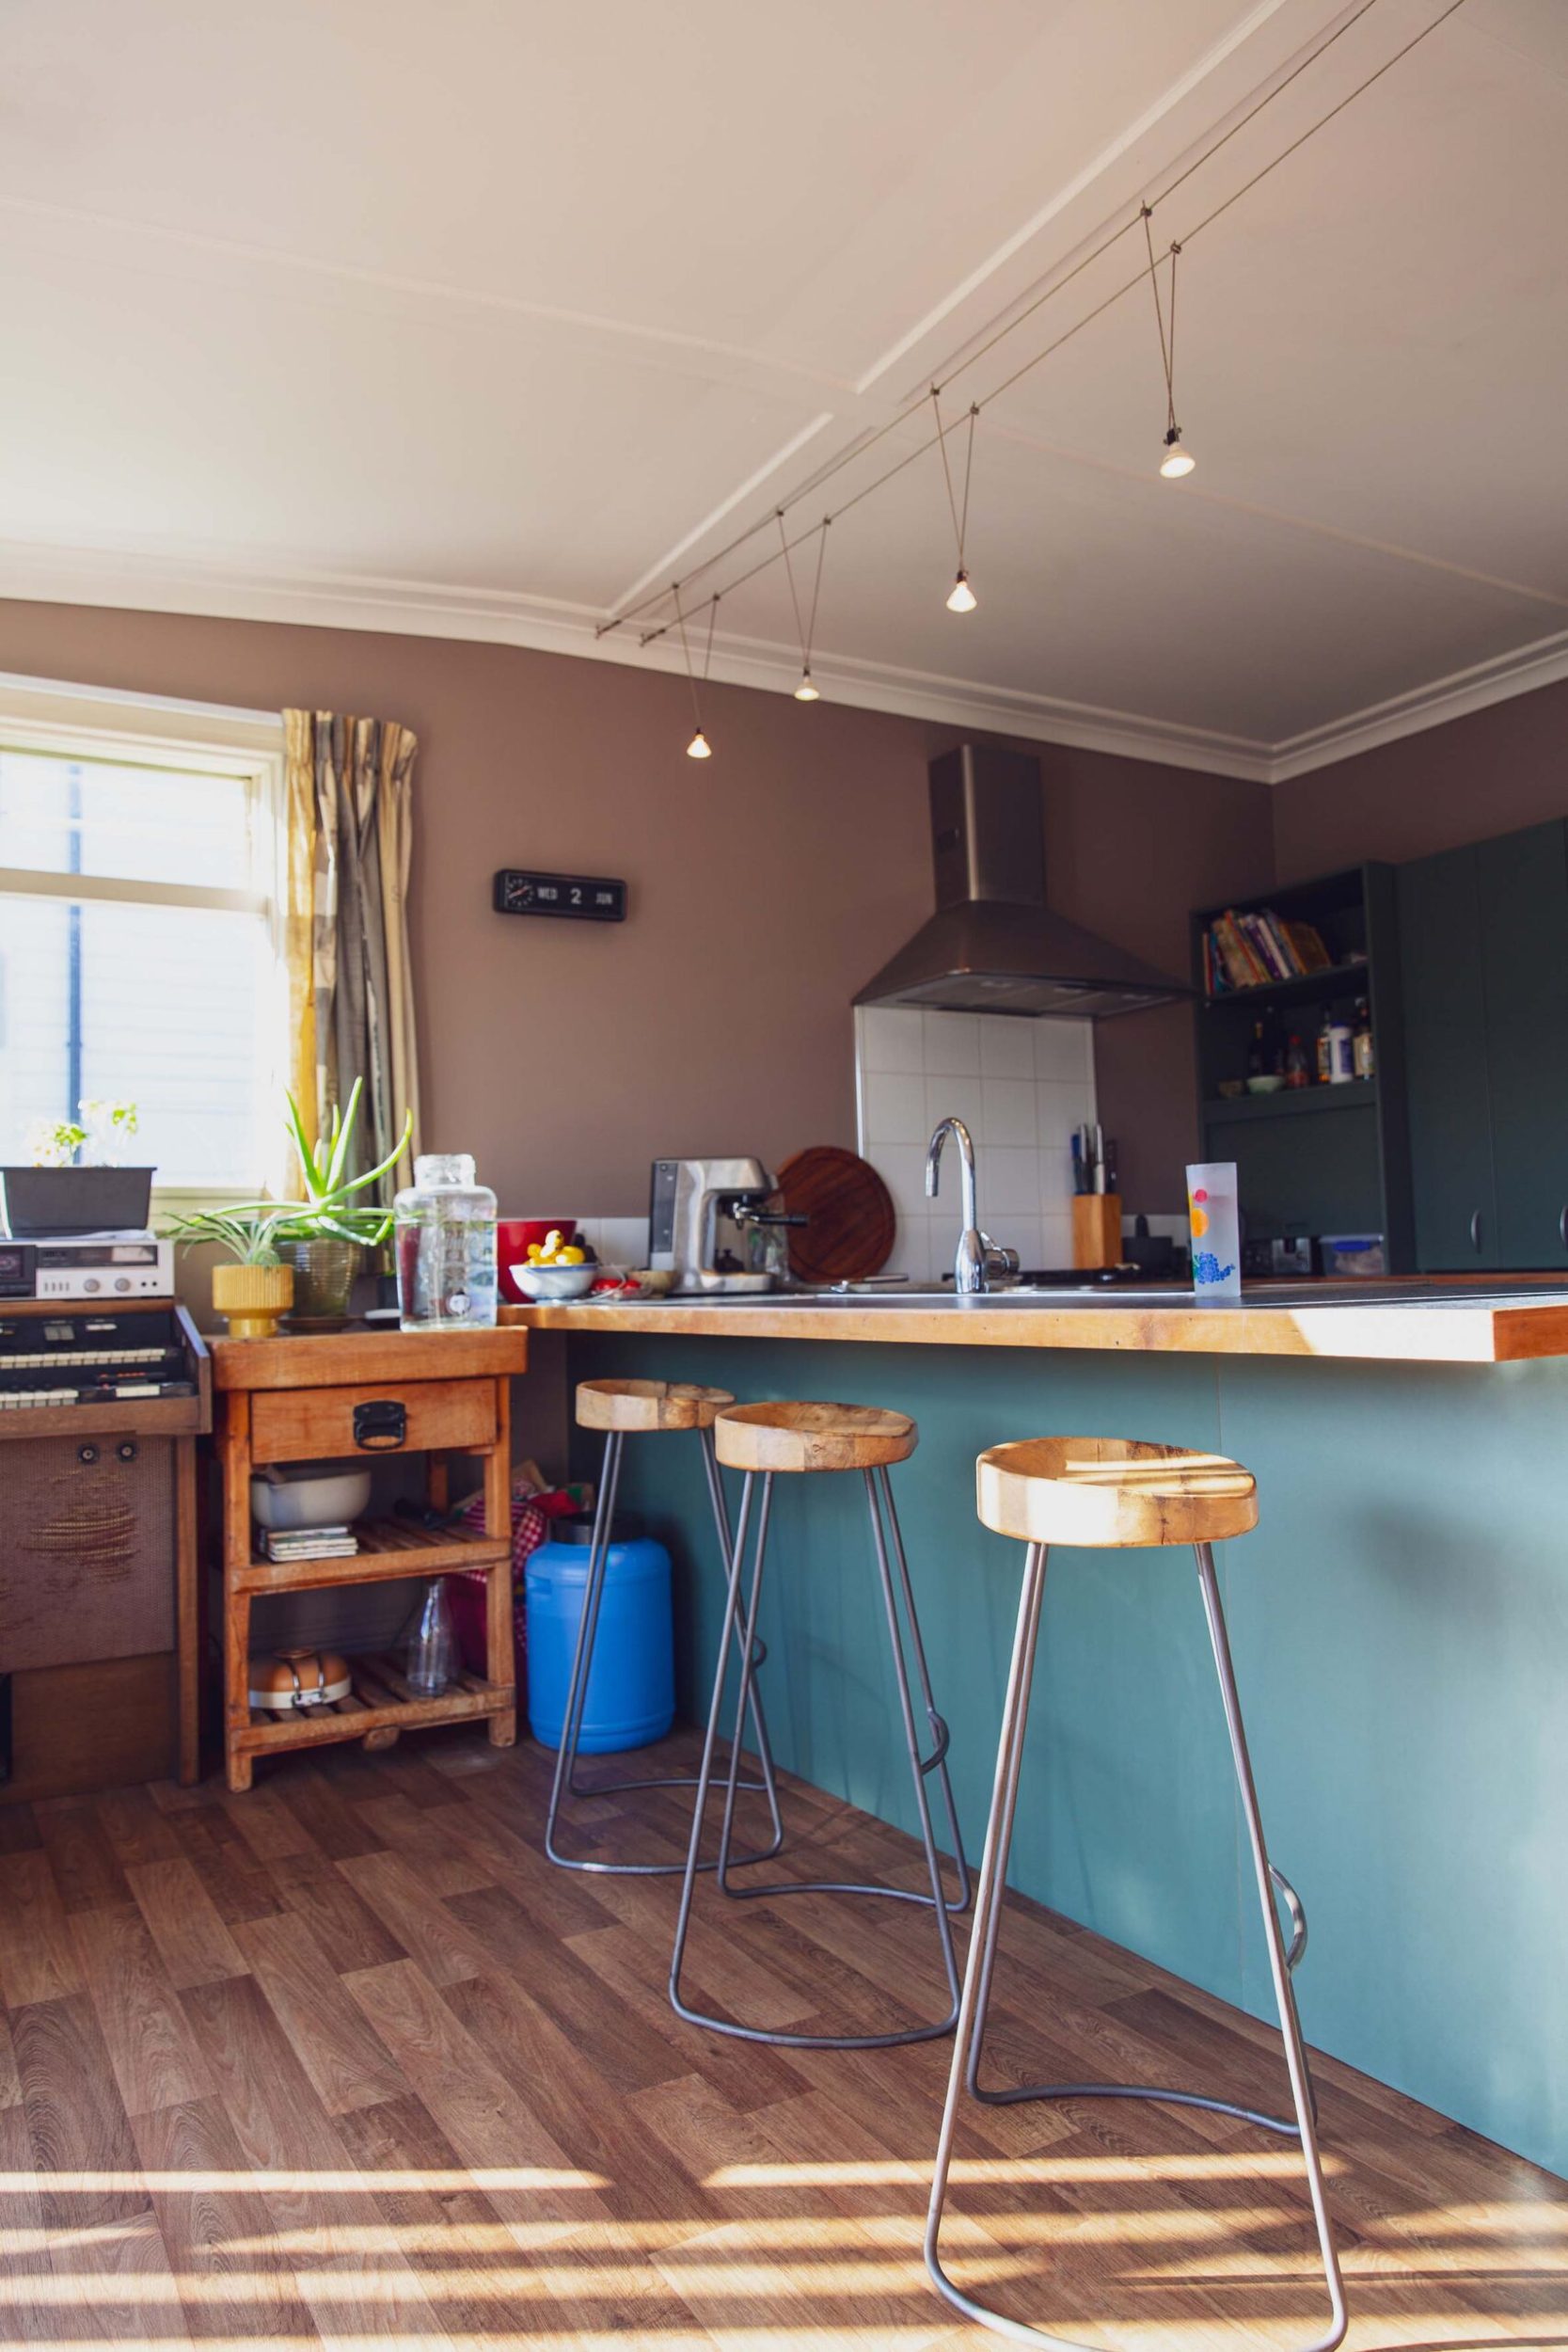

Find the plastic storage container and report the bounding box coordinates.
[394,1152,498,1329]
[525,1520,674,1753]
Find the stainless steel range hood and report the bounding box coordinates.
[855,745,1190,1020]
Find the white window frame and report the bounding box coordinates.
[0,671,289,1206]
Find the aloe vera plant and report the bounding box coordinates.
[166,1079,412,1262]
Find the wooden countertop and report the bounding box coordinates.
[499,1285,1568,1364]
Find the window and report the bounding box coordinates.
[0,676,287,1200]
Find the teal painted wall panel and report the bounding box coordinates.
[566,1333,1568,2177]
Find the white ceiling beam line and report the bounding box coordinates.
[852,0,1344,398]
[604,411,840,616]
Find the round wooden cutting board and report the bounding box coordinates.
[775,1147,896,1284]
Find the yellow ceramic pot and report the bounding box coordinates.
[212,1260,294,1340]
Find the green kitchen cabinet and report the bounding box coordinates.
[1397,819,1568,1271]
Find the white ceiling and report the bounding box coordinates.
[1,0,1564,778]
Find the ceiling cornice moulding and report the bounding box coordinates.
[1,541,1563,790]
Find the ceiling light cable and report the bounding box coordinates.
[597,0,1411,644]
[933,390,980,611]
[628,0,1468,657]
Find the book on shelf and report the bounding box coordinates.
[1204,910,1335,993]
[260,1525,361,1562]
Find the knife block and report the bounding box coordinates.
[1072,1193,1123,1270]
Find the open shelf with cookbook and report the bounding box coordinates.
[1190,864,1414,1270]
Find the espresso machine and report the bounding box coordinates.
[648,1158,805,1293]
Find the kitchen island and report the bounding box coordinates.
[503,1284,1568,2179]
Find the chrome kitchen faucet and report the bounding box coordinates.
[926,1117,1017,1295]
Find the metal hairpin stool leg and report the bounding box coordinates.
[545,1378,783,1877]
[670,1401,971,2050]
[926,1436,1347,2352]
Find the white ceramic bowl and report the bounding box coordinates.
[250,1467,372,1530]
[514,1262,597,1300]
[1246,1073,1286,1095]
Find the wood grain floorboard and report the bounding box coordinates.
[0,1724,1563,2348]
[132,2094,323,2346]
[34,1796,135,1915]
[262,1849,406,1977]
[11,1990,149,2232]
[0,1848,83,2008]
[232,1911,405,2117]
[169,1806,284,1928]
[71,1901,215,2117]
[127,1857,251,1994]
[341,1955,606,2237]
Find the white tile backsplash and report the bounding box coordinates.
[856,1006,1097,1272]
[863,1069,929,1145]
[979,1020,1037,1080]
[981,1076,1038,1148]
[859,1006,926,1074]
[922,1010,981,1075]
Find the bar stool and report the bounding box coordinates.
[669,1400,971,2049]
[545,1377,783,1875]
[926,1436,1347,2352]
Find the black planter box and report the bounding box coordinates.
[0,1166,156,1236]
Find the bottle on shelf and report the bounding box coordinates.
[1353,997,1375,1080]
[1246,1019,1267,1079]
[1315,1013,1333,1086]
[1326,1014,1354,1085]
[1285,1033,1310,1090]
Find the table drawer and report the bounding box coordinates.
[248,1377,497,1465]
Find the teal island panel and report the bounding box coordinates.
[565,1331,1568,2179]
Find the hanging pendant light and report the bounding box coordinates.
[1143,212,1195,482]
[674,588,719,759]
[779,513,831,704]
[932,391,981,612]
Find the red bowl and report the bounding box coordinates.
[498,1218,578,1302]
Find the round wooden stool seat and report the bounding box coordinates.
[715,1400,917,1475]
[576,1377,736,1434]
[976,1436,1257,1549]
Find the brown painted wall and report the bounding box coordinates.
[1274,677,1568,882]
[0,599,1272,1216]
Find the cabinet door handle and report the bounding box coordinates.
[1470,1209,1483,1254]
[1560,1206,1568,1253]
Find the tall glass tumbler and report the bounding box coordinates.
[1186,1162,1242,1298]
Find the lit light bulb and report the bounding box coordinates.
[686,729,712,759]
[794,669,820,702]
[945,569,977,613]
[1159,429,1195,479]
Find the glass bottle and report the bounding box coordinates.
[394,1152,498,1330]
[404,1579,456,1696]
[1353,997,1375,1080]
[1285,1033,1310,1090]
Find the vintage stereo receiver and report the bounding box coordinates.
[0,1230,173,1302]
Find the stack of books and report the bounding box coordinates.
[1203,909,1338,995]
[260,1524,360,1563]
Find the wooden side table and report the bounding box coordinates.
[212,1324,528,1791]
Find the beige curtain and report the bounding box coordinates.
[282,709,422,1202]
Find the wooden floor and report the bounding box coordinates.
[0,1725,1562,2350]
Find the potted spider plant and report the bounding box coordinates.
[166,1080,412,1335]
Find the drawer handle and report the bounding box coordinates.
[1560,1206,1567,1254]
[1470,1209,1483,1254]
[353,1399,407,1451]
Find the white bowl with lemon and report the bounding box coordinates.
[514,1230,596,1299]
